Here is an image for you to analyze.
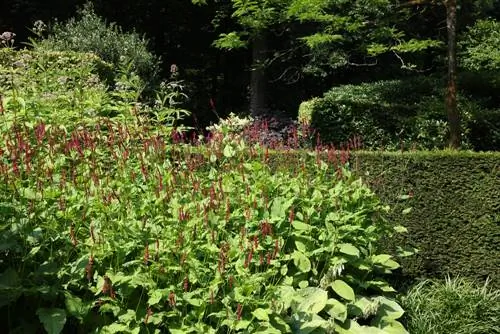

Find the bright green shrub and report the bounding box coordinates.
[353,151,500,287]
[0,48,142,128]
[36,2,160,90]
[460,19,500,72]
[306,77,500,150]
[308,77,442,148]
[401,277,500,334]
[298,98,319,125]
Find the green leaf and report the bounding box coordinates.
[377,319,409,334]
[235,320,251,330]
[295,240,307,252]
[36,308,66,334]
[372,255,400,270]
[401,207,412,215]
[298,316,329,334]
[325,298,347,322]
[331,280,355,301]
[101,323,129,333]
[293,251,311,273]
[64,292,90,321]
[223,144,235,158]
[375,297,405,320]
[393,225,408,233]
[292,221,313,231]
[148,289,164,306]
[252,308,269,321]
[297,288,328,314]
[339,243,360,257]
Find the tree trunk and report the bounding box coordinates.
[250,34,268,117]
[445,0,460,148]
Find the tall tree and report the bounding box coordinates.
[445,0,460,148]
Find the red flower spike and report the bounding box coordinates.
[183,276,189,292]
[90,223,96,244]
[144,307,152,324]
[272,239,279,259]
[144,243,150,265]
[85,255,94,282]
[236,303,243,321]
[168,291,176,307]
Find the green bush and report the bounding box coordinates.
[401,277,500,334]
[306,76,499,150]
[353,150,500,287]
[460,19,500,72]
[36,2,160,91]
[307,77,442,149]
[0,48,123,126]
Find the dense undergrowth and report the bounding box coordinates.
[1,15,499,333]
[0,111,411,333]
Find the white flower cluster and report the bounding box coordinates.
[206,113,254,135]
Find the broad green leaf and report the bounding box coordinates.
[298,280,309,289]
[331,280,355,301]
[325,298,347,321]
[252,308,269,321]
[298,317,329,334]
[375,297,405,320]
[297,288,328,314]
[339,243,360,257]
[148,289,164,306]
[223,144,235,157]
[235,320,251,330]
[367,280,396,293]
[372,255,400,270]
[36,308,66,334]
[377,319,409,334]
[64,292,90,321]
[280,265,288,276]
[101,323,129,333]
[295,240,307,252]
[292,221,313,231]
[293,251,311,273]
[117,309,137,325]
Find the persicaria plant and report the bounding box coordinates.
[0,111,409,333]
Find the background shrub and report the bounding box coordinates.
[0,48,124,126]
[36,2,161,94]
[306,76,499,150]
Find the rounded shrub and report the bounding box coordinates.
[36,2,160,91]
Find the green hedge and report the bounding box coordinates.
[353,150,500,288]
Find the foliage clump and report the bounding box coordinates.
[401,277,500,334]
[35,2,161,91]
[0,107,409,332]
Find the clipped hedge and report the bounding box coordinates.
[353,150,500,287]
